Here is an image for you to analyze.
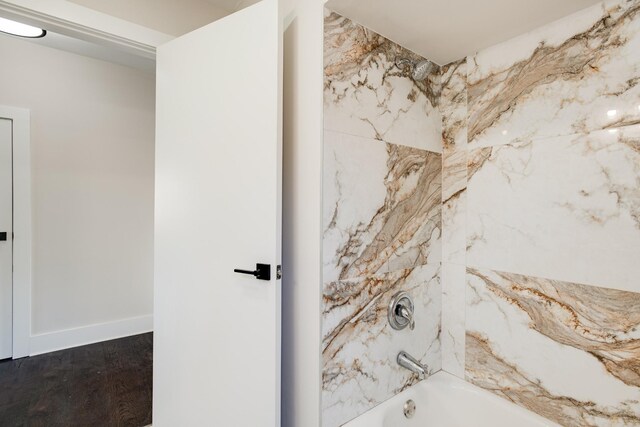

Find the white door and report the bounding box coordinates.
[0,118,12,360]
[153,0,282,425]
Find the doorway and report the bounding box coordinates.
[0,17,154,426]
[0,117,11,360]
[0,105,31,361]
[0,0,289,425]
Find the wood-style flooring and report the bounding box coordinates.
[0,332,152,427]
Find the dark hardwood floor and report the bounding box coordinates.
[0,332,152,427]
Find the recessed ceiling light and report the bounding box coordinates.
[607,109,617,117]
[608,128,618,134]
[0,17,46,38]
[501,130,508,135]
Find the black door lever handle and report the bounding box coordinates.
[234,263,271,281]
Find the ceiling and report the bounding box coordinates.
[0,29,156,72]
[325,0,602,65]
[67,0,231,36]
[202,0,259,12]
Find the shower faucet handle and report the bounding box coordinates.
[397,305,415,330]
[388,291,415,331]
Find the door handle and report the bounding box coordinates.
[0,232,6,241]
[234,263,271,281]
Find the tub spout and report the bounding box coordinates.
[397,351,428,380]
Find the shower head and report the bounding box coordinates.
[412,59,436,80]
[396,58,436,81]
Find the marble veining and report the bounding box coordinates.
[323,130,442,284]
[467,0,640,148]
[322,130,442,426]
[435,1,640,426]
[441,263,466,378]
[322,264,441,427]
[324,10,442,152]
[440,59,468,154]
[440,59,468,266]
[467,126,640,293]
[323,2,640,426]
[439,59,469,379]
[466,267,640,426]
[322,10,444,426]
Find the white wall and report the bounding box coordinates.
[67,0,231,36]
[0,33,155,353]
[280,0,324,425]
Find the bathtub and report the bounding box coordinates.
[342,371,559,427]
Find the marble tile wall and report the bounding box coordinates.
[323,1,640,425]
[440,59,468,378]
[467,0,640,150]
[467,127,640,292]
[324,11,442,153]
[322,10,443,427]
[439,0,640,425]
[467,268,640,426]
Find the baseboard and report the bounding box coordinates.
[29,314,153,356]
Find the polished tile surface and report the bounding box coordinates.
[466,268,640,426]
[467,0,640,149]
[324,10,442,153]
[440,59,468,266]
[440,262,465,377]
[322,264,441,427]
[322,10,443,427]
[435,1,640,425]
[323,131,442,284]
[467,127,640,293]
[324,1,640,425]
[321,131,442,427]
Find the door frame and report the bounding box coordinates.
[0,105,31,359]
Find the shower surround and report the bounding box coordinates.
[441,0,640,425]
[323,0,640,425]
[322,11,442,427]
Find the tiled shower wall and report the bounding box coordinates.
[440,0,640,425]
[323,0,640,425]
[322,11,443,427]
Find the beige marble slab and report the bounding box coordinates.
[324,10,442,152]
[322,263,441,427]
[467,0,640,149]
[466,267,640,426]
